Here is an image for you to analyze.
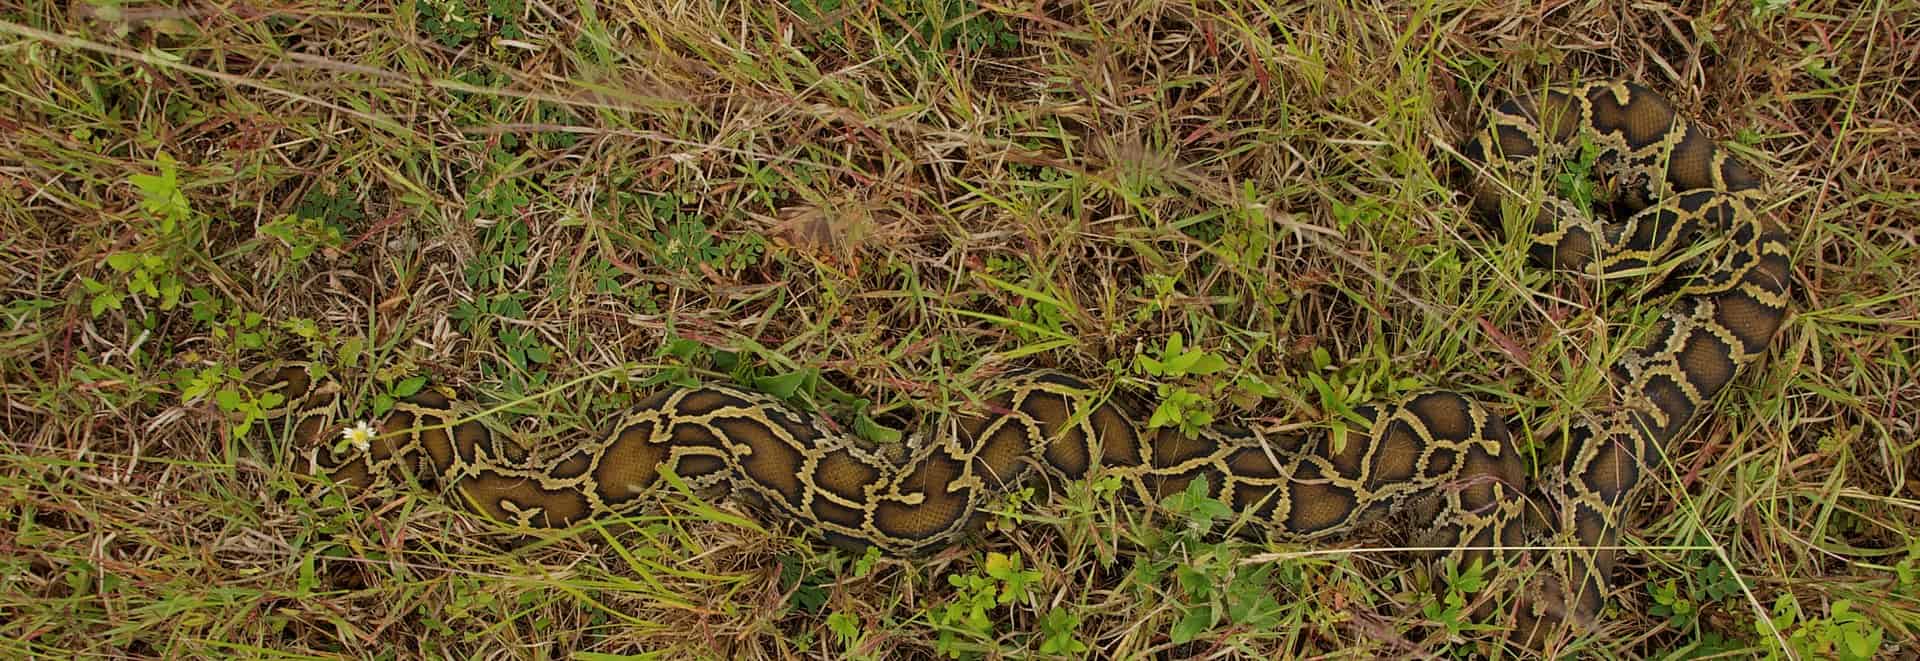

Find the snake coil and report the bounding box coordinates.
[251,81,1789,642]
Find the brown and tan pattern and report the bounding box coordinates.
[250,80,1789,641]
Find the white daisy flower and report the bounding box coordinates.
[340,420,378,453]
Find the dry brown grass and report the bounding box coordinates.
[2,0,1916,658]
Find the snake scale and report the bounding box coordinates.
[251,81,1789,642]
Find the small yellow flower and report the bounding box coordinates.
[340,420,378,453]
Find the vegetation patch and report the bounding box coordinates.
[2,1,1916,658]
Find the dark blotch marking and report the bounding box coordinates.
[1017,391,1090,478]
[1586,83,1675,146]
[404,390,452,410]
[548,449,594,479]
[1696,194,1739,232]
[1406,393,1473,442]
[1621,207,1684,255]
[592,420,666,505]
[1493,123,1539,159]
[724,418,806,508]
[327,456,373,489]
[1577,435,1641,507]
[1284,481,1358,534]
[1370,420,1422,484]
[1423,445,1459,479]
[1541,222,1596,271]
[373,409,414,462]
[451,420,492,465]
[874,454,973,541]
[634,389,675,410]
[1745,251,1793,296]
[972,420,1034,487]
[675,389,755,416]
[1458,445,1520,510]
[1666,121,1718,190]
[763,408,828,448]
[462,470,591,528]
[1640,373,1697,436]
[671,420,727,450]
[809,497,868,530]
[673,453,729,480]
[814,448,882,501]
[821,531,873,553]
[1676,328,1738,399]
[262,365,314,398]
[1092,404,1144,468]
[1032,372,1091,390]
[1224,447,1282,480]
[1229,483,1280,519]
[1719,157,1758,191]
[1711,292,1784,355]
[1149,428,1217,468]
[417,427,455,471]
[1507,90,1579,143]
[1325,423,1371,480]
[1149,468,1222,503]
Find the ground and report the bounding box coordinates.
[2,0,1917,658]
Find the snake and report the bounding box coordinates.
[249,81,1790,642]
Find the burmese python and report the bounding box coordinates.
[251,81,1789,641]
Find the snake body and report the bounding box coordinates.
[254,81,1789,638]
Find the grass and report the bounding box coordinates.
[2,0,1917,658]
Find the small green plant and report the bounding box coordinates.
[1420,559,1490,640]
[370,375,430,418]
[1894,543,1920,598]
[1132,272,1181,321]
[1133,333,1229,435]
[1329,198,1389,233]
[1763,596,1885,661]
[449,290,555,394]
[259,213,344,263]
[1299,344,1413,453]
[84,153,199,316]
[1653,552,1749,630]
[931,552,1042,658]
[1035,607,1088,655]
[1219,208,1276,272]
[982,258,1071,341]
[653,217,723,270]
[1554,136,1604,209]
[178,364,288,437]
[825,610,866,655]
[416,0,524,47]
[296,185,366,226]
[643,195,770,272]
[1123,480,1288,644]
[1650,580,1702,629]
[187,288,269,350]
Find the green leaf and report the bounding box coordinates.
[1170,607,1214,643]
[391,376,428,398]
[1148,399,1180,429]
[1187,352,1228,375]
[214,388,243,412]
[105,253,140,272]
[1236,374,1280,397]
[754,370,811,398]
[825,611,859,643]
[853,412,902,444]
[89,291,121,317]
